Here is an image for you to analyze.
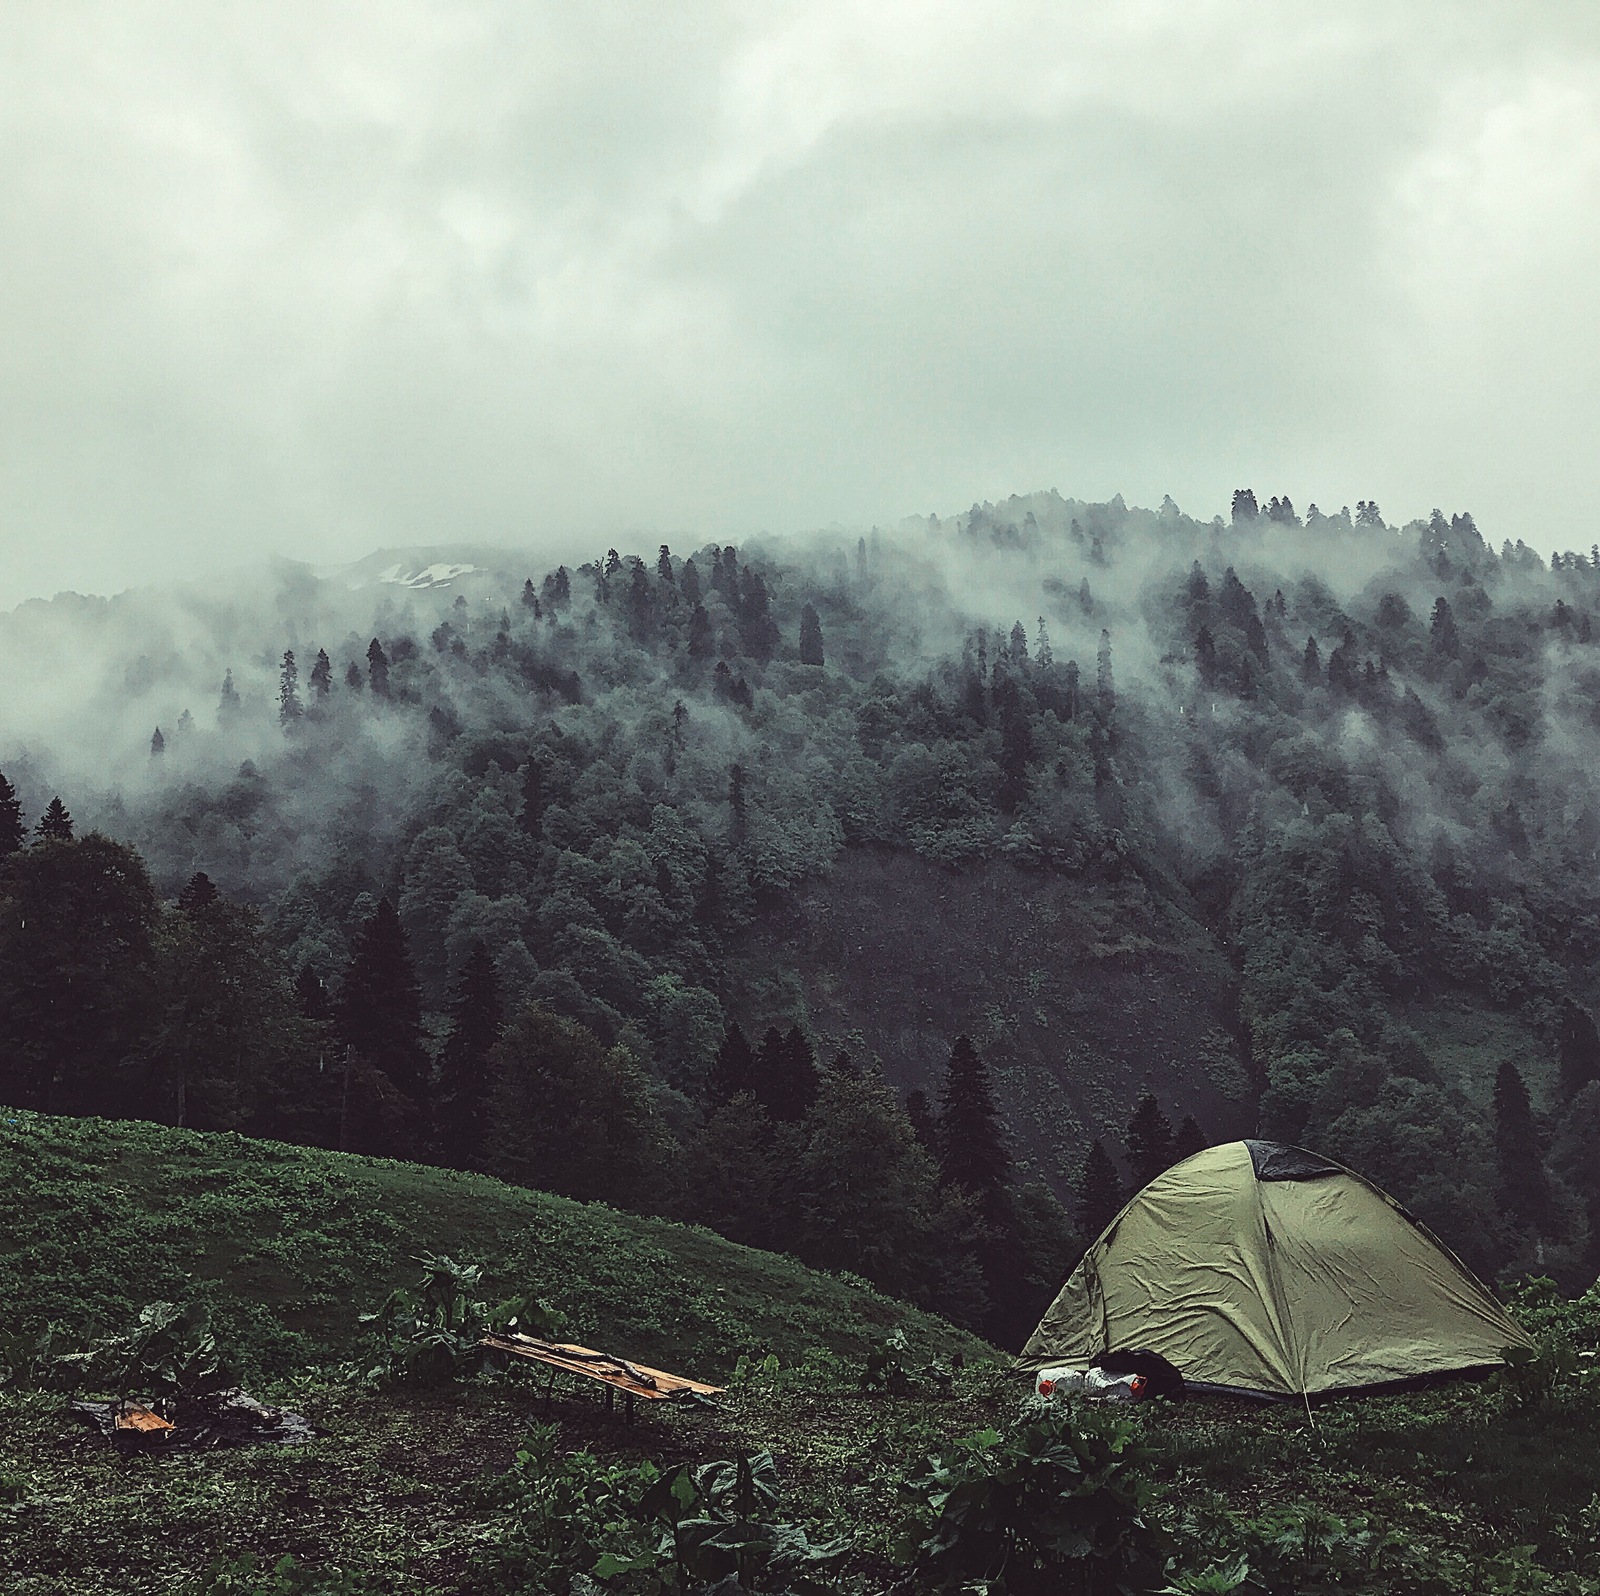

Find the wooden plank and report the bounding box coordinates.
[478,1334,724,1400]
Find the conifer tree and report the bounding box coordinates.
[345,660,364,692]
[1125,1091,1176,1187]
[521,578,539,609]
[1096,629,1115,716]
[278,650,303,726]
[177,708,194,736]
[739,571,779,660]
[754,1023,818,1123]
[1075,1140,1124,1237]
[150,727,165,757]
[680,557,702,607]
[936,1035,1013,1223]
[308,649,332,699]
[178,871,219,912]
[799,603,824,667]
[1035,617,1053,666]
[688,604,715,659]
[36,797,73,842]
[0,770,23,856]
[1430,596,1460,659]
[1301,635,1322,684]
[435,940,504,1169]
[217,669,242,725]
[709,1022,756,1105]
[520,757,544,839]
[1173,1115,1206,1163]
[1559,999,1600,1100]
[1494,1060,1552,1232]
[541,565,572,611]
[657,544,674,585]
[336,897,427,1105]
[366,638,391,697]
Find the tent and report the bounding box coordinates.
[1020,1139,1531,1400]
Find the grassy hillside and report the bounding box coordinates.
[0,1111,989,1382]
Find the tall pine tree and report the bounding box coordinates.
[336,897,428,1106]
[936,1035,1013,1225]
[279,650,303,726]
[799,603,825,667]
[0,770,24,856]
[434,941,504,1170]
[1075,1140,1124,1237]
[1494,1060,1553,1234]
[1125,1092,1176,1187]
[36,797,73,842]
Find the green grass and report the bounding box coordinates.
[0,1110,989,1383]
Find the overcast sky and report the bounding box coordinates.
[1,2,1596,609]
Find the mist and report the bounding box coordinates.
[4,2,1600,609]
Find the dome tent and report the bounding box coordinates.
[1020,1139,1531,1400]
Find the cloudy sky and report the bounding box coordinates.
[1,1,1596,608]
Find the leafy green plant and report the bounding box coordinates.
[606,1449,852,1594]
[1499,1335,1581,1411]
[471,1423,654,1595]
[894,1405,1165,1594]
[361,1253,565,1387]
[859,1327,953,1397]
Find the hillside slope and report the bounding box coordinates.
[0,1111,989,1380]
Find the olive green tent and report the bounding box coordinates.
[1020,1139,1531,1399]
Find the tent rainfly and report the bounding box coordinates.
[1020,1139,1532,1400]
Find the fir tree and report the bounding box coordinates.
[36,797,73,842]
[799,603,825,667]
[1125,1091,1176,1187]
[709,1022,756,1105]
[217,669,242,725]
[435,940,504,1170]
[1559,999,1600,1100]
[308,649,332,699]
[755,1022,819,1123]
[657,544,674,585]
[336,897,427,1106]
[739,571,779,661]
[1075,1140,1124,1238]
[0,770,23,857]
[1301,635,1322,684]
[150,726,165,757]
[1035,618,1053,666]
[1430,596,1460,659]
[1096,629,1115,716]
[936,1035,1013,1223]
[521,578,539,609]
[1173,1115,1206,1163]
[541,565,571,611]
[177,708,194,736]
[344,660,363,692]
[1194,626,1219,687]
[178,871,219,913]
[366,638,391,697]
[1494,1060,1552,1233]
[680,557,702,607]
[688,603,715,659]
[278,649,303,726]
[520,757,544,839]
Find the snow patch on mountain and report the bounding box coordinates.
[373,562,478,590]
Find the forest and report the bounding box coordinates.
[4,486,1600,1340]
